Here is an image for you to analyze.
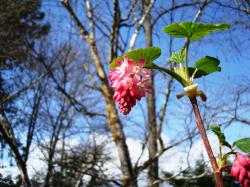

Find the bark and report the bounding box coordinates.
[89,28,136,187]
[144,1,159,186]
[109,0,120,62]
[129,0,155,50]
[43,129,61,187]
[0,121,31,187]
[0,77,43,187]
[43,103,68,187]
[101,65,136,187]
[24,87,42,163]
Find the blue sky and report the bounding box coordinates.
[19,1,240,155]
[43,0,250,144]
[1,1,250,185]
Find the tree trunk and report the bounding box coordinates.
[144,1,159,186]
[89,40,137,187]
[0,121,31,187]
[61,2,137,185]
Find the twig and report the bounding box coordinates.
[128,0,155,50]
[151,1,200,27]
[0,73,47,105]
[193,0,210,23]
[153,170,212,185]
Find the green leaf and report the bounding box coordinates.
[162,22,230,41]
[194,56,221,76]
[210,125,231,149]
[168,49,185,64]
[188,67,206,78]
[110,47,161,68]
[233,138,250,153]
[126,47,161,65]
[163,23,188,38]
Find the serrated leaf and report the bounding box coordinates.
[110,47,161,68]
[233,138,250,153]
[210,125,231,149]
[126,47,161,65]
[194,56,221,76]
[162,22,230,41]
[168,49,185,64]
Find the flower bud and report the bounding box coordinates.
[244,179,249,187]
[240,167,247,178]
[231,163,240,178]
[239,174,245,184]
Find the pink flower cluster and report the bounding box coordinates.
[108,56,152,115]
[231,153,250,187]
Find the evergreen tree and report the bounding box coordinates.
[0,0,49,110]
[0,0,49,64]
[0,1,49,185]
[0,174,15,187]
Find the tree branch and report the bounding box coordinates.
[128,0,155,50]
[60,1,89,40]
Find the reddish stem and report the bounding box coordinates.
[189,97,224,187]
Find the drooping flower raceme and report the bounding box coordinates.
[231,153,250,187]
[108,56,152,115]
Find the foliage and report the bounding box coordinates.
[111,22,228,87]
[210,125,231,149]
[0,0,49,114]
[0,174,15,187]
[162,22,230,41]
[140,22,229,87]
[168,49,185,64]
[233,138,250,153]
[0,0,49,64]
[110,47,161,68]
[50,144,112,187]
[194,56,221,76]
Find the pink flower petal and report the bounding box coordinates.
[231,165,240,178]
[237,153,249,167]
[244,179,249,187]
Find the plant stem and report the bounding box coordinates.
[191,68,198,82]
[219,144,223,161]
[189,97,224,187]
[184,39,190,79]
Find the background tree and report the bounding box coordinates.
[0,0,49,186]
[0,0,49,63]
